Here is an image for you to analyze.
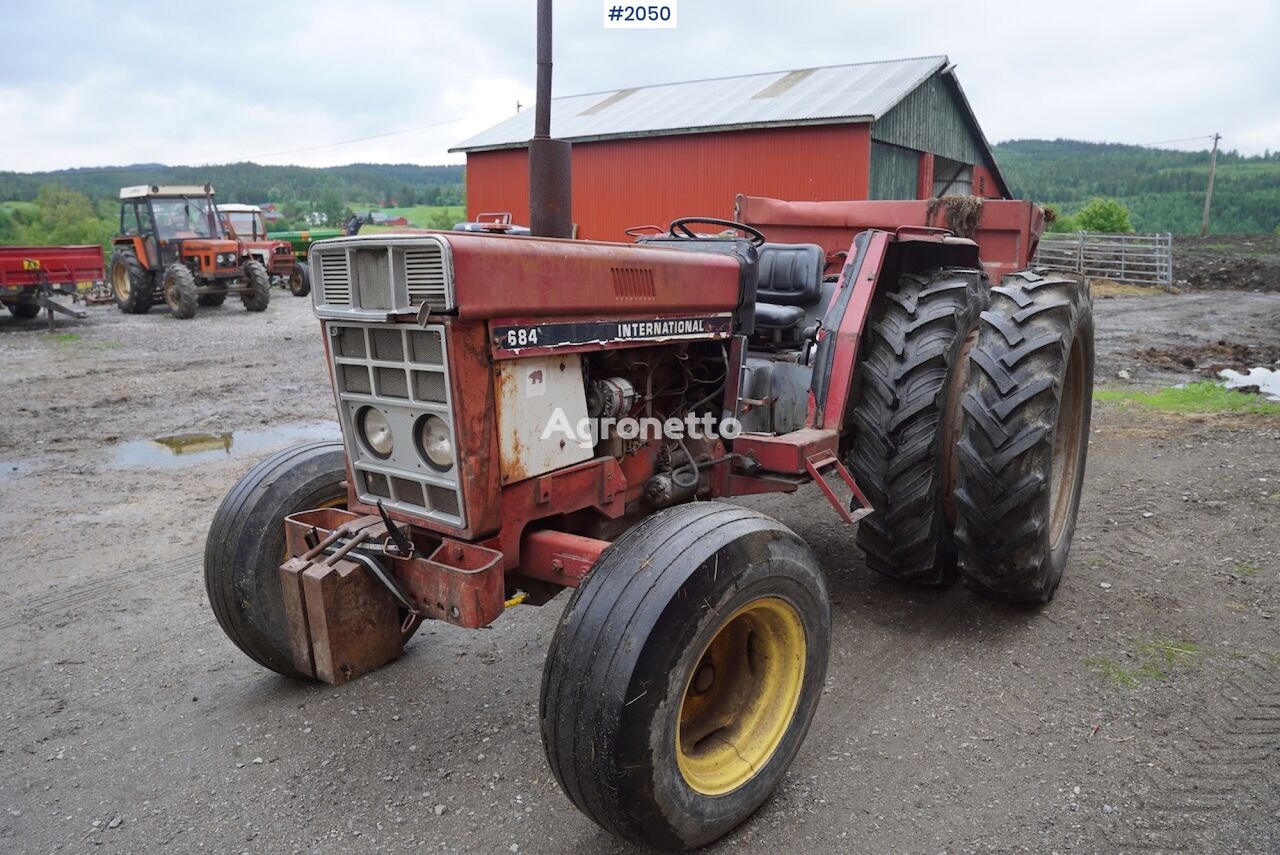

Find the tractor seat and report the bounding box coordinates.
[751,242,825,342]
[753,302,807,331]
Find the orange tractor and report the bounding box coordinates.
[110,185,270,319]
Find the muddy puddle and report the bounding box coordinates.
[1133,340,1280,377]
[1220,367,1280,401]
[112,422,340,468]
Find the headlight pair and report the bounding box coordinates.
[356,406,453,471]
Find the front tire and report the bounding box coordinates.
[288,261,311,297]
[846,268,988,585]
[954,272,1094,603]
[204,441,347,678]
[241,260,271,311]
[541,503,830,851]
[110,248,152,314]
[163,264,198,319]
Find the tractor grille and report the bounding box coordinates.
[405,244,449,308]
[328,321,464,528]
[311,235,455,321]
[320,253,351,305]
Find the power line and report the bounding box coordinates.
[1135,134,1217,148]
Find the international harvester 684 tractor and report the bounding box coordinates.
[205,195,1092,849]
[110,184,270,319]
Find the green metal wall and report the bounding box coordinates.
[871,73,980,166]
[869,141,919,200]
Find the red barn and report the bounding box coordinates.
[451,55,1011,242]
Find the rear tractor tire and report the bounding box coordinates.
[110,248,153,314]
[241,260,271,311]
[541,502,830,851]
[846,267,989,585]
[163,264,198,320]
[289,261,311,297]
[197,292,226,307]
[204,441,348,679]
[954,272,1094,603]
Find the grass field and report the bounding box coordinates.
[347,204,465,229]
[1,200,37,214]
[1095,381,1280,415]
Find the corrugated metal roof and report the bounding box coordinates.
[451,55,948,152]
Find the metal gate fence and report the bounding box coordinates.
[1034,232,1173,287]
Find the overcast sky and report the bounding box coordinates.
[2,0,1277,172]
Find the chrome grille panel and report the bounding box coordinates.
[310,235,455,321]
[319,252,351,305]
[405,244,449,308]
[327,321,464,528]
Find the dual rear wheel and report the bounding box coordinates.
[848,268,1094,602]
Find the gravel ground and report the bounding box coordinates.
[2,289,1279,853]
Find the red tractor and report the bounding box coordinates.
[110,185,270,319]
[217,203,305,296]
[205,197,1091,850]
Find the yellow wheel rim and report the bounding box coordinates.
[676,596,806,796]
[113,262,130,302]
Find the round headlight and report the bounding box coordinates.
[357,407,394,458]
[415,414,453,470]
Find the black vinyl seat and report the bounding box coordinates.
[751,243,825,342]
[754,302,807,331]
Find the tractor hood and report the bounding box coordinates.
[307,231,743,324]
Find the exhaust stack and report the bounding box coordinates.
[528,0,572,238]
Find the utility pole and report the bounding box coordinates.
[1200,132,1221,237]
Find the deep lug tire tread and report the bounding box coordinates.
[110,248,153,314]
[241,260,271,311]
[954,271,1094,603]
[164,264,198,319]
[847,267,989,585]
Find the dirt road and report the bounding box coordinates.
[2,290,1278,853]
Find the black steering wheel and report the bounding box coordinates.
[668,217,766,247]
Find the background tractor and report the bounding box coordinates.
[217,203,305,296]
[109,184,270,319]
[266,225,344,297]
[204,196,1092,850]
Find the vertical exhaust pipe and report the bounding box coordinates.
[528,0,572,238]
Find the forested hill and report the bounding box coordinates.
[991,139,1280,234]
[0,162,466,207]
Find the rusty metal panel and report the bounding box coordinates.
[494,354,592,485]
[301,558,407,685]
[398,539,505,627]
[734,195,1045,280]
[466,124,872,243]
[733,429,840,474]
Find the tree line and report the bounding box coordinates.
[993,139,1280,234]
[0,161,464,211]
